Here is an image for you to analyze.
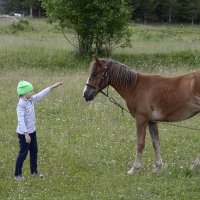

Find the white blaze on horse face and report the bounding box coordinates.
[83,77,89,96]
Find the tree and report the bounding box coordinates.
[22,0,42,17]
[159,0,181,23]
[181,0,200,24]
[1,0,42,16]
[41,0,132,56]
[1,0,22,14]
[129,0,158,24]
[126,0,141,20]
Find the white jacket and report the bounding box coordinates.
[16,87,51,134]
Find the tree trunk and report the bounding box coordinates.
[30,5,33,18]
[143,12,147,24]
[38,9,41,18]
[168,8,172,23]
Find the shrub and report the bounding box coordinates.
[10,19,32,33]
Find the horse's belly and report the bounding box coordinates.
[151,107,200,122]
[174,109,200,121]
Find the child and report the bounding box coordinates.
[14,80,63,180]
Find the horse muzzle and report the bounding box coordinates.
[83,92,95,101]
[83,85,96,101]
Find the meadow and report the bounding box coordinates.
[0,18,200,200]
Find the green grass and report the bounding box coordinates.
[0,68,200,200]
[115,23,200,54]
[0,18,200,200]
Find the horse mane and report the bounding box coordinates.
[104,59,138,87]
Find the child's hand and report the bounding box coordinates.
[50,82,63,89]
[25,133,31,143]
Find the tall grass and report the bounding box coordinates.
[1,18,200,73]
[115,24,200,54]
[0,18,200,200]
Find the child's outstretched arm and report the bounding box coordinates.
[32,82,63,103]
[50,82,63,90]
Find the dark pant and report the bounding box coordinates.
[14,131,38,176]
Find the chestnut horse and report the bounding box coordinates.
[83,56,200,174]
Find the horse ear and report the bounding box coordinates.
[93,55,103,66]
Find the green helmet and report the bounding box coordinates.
[17,81,33,95]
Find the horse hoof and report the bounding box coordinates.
[190,156,200,170]
[152,167,161,173]
[152,164,164,173]
[127,167,140,175]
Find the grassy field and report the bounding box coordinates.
[0,18,200,200]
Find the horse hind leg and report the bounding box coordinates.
[148,121,164,172]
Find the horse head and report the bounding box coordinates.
[83,56,110,101]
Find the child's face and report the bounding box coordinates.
[24,91,33,99]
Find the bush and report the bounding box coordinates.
[10,19,32,33]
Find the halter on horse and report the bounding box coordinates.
[83,56,200,174]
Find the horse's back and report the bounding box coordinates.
[133,71,200,122]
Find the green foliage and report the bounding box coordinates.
[126,0,200,23]
[1,0,42,16]
[41,0,132,56]
[181,0,200,24]
[159,0,181,23]
[2,0,200,24]
[10,19,31,33]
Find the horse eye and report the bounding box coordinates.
[92,72,97,77]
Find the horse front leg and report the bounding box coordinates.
[128,117,147,175]
[148,121,164,172]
